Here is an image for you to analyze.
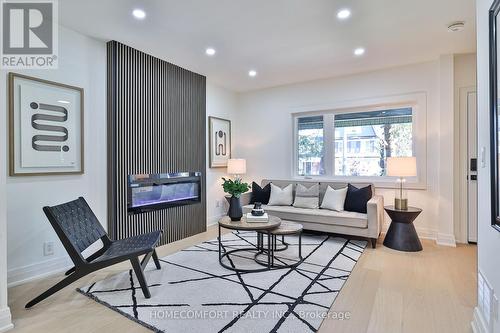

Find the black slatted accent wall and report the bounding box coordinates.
[107,41,207,245]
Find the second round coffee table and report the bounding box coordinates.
[254,221,304,268]
[218,215,281,272]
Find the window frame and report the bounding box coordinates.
[291,93,427,189]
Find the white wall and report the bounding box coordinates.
[235,60,472,244]
[2,34,239,286]
[2,26,107,286]
[474,0,500,332]
[206,82,239,225]
[0,97,12,333]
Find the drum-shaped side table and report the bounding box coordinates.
[383,206,423,252]
[218,215,281,272]
[255,221,303,268]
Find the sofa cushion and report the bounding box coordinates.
[268,183,294,206]
[344,184,372,213]
[250,182,271,204]
[243,204,368,229]
[321,186,348,211]
[293,183,319,209]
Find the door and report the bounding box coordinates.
[459,87,478,243]
[467,91,478,243]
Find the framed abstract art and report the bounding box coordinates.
[209,116,231,168]
[9,73,84,176]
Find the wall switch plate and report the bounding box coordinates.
[44,241,54,256]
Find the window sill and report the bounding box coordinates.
[291,176,427,190]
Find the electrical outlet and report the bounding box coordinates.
[44,241,54,256]
[216,200,221,208]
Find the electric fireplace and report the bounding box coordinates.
[127,172,202,214]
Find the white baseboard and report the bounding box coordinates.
[0,308,13,333]
[7,256,72,288]
[381,222,437,240]
[207,214,224,227]
[436,233,457,247]
[472,306,488,333]
[382,222,457,247]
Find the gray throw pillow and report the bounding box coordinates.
[293,183,319,209]
[268,183,294,206]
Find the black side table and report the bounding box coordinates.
[383,205,423,252]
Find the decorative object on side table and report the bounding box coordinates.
[222,177,250,221]
[9,73,84,176]
[246,212,269,223]
[387,157,417,210]
[251,202,265,216]
[209,116,231,168]
[383,205,423,252]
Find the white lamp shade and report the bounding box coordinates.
[386,157,417,177]
[227,159,246,175]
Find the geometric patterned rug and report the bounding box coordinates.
[77,231,366,333]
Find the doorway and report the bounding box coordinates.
[459,86,478,243]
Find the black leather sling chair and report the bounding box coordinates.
[26,197,163,308]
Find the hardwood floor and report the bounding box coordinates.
[7,227,476,333]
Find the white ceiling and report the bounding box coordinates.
[59,0,476,92]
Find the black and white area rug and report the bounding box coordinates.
[78,231,366,333]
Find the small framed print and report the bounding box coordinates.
[9,73,84,176]
[209,116,231,168]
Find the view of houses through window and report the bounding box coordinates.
[297,108,413,177]
[297,116,325,176]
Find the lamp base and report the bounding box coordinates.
[395,198,408,210]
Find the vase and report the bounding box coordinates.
[228,195,243,221]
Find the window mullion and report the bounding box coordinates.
[324,114,335,177]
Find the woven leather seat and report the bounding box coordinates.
[25,197,163,308]
[94,231,162,263]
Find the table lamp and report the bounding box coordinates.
[227,158,246,180]
[387,157,417,210]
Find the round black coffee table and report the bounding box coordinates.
[218,215,281,272]
[383,206,423,252]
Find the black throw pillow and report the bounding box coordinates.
[250,182,271,205]
[344,184,373,214]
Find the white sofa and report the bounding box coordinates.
[241,179,384,248]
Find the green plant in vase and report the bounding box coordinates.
[222,177,250,221]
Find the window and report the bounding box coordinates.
[334,141,343,154]
[297,116,325,176]
[334,108,412,176]
[295,107,414,178]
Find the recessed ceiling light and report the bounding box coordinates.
[354,48,365,56]
[448,21,465,32]
[205,48,216,56]
[337,9,351,20]
[132,9,146,19]
[248,70,257,77]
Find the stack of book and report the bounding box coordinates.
[246,212,269,223]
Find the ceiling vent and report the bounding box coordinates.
[447,21,465,32]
